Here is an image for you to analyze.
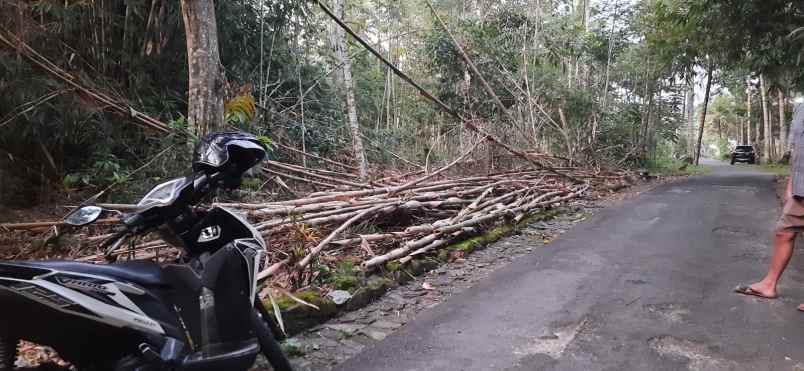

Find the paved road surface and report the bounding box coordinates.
[336,161,804,370]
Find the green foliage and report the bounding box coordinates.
[225,93,257,126]
[643,141,711,176]
[423,8,528,119]
[241,177,263,191]
[256,135,276,152]
[0,0,329,206]
[715,138,731,160]
[332,261,361,291]
[385,261,401,273]
[61,154,129,190]
[62,173,87,191]
[644,159,710,177]
[6,0,803,209]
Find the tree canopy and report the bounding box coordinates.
[1,0,803,206]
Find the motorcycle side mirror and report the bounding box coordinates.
[65,206,103,226]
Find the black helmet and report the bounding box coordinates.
[193,132,267,176]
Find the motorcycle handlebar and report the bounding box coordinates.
[122,213,145,229]
[99,168,237,261]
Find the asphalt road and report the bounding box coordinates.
[336,161,804,371]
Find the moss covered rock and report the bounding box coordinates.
[445,209,560,256]
[407,258,439,276]
[332,261,362,291]
[345,277,394,311]
[264,290,337,336]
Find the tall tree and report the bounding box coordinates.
[181,0,224,136]
[647,0,725,164]
[746,83,753,145]
[778,89,787,156]
[760,74,772,162]
[330,0,369,180]
[694,63,714,165]
[685,82,695,154]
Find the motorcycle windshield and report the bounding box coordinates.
[137,177,191,209]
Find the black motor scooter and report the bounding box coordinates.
[0,132,292,371]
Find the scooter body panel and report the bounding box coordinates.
[0,207,267,370]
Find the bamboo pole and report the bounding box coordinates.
[296,204,390,270]
[274,142,358,171]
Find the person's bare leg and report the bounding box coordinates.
[748,230,797,297]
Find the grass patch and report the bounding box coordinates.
[753,163,790,176]
[644,158,711,176]
[332,261,361,291]
[385,261,401,272]
[656,164,711,176]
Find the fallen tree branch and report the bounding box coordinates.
[274,142,358,171]
[362,184,588,268]
[265,160,367,188]
[389,136,488,196]
[262,166,339,189]
[360,133,423,169]
[0,218,119,231]
[295,203,390,270]
[0,28,172,134]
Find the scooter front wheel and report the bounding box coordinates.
[0,333,16,371]
[252,309,293,371]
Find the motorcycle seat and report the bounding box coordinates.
[18,260,167,286]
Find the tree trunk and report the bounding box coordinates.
[642,90,654,159]
[742,118,747,144]
[639,59,653,159]
[598,6,617,148]
[686,80,695,156]
[746,82,753,146]
[180,0,224,137]
[779,89,788,155]
[760,74,772,163]
[331,0,369,181]
[739,118,744,144]
[694,64,714,166]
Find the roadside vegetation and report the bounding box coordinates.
[753,163,791,176]
[646,161,711,177]
[643,142,710,176]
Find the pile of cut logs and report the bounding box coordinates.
[0,156,635,292]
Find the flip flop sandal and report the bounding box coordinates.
[734,285,778,299]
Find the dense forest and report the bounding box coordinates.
[1,0,803,210]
